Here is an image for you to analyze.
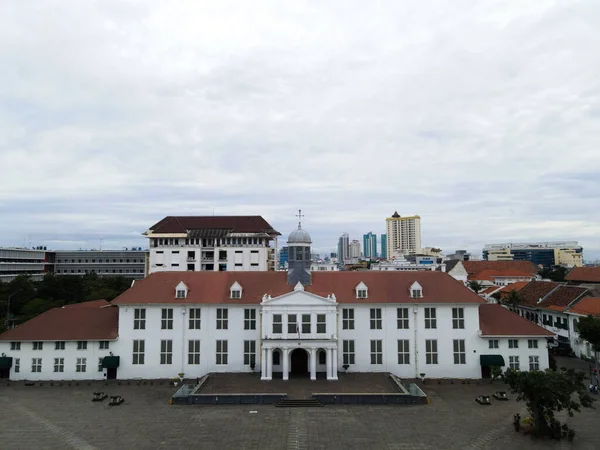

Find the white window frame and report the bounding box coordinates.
[216,308,228,330]
[452,308,465,329]
[53,357,64,373]
[529,355,540,370]
[161,308,174,330]
[99,341,109,350]
[528,339,538,349]
[424,308,437,329]
[453,339,466,364]
[316,314,326,334]
[357,289,367,299]
[342,308,354,330]
[397,339,410,364]
[133,340,145,365]
[189,308,201,330]
[33,342,43,351]
[509,355,520,370]
[160,340,173,365]
[77,341,87,350]
[230,289,241,299]
[31,358,42,373]
[508,339,519,349]
[425,340,438,364]
[14,358,20,373]
[10,342,20,351]
[76,357,87,373]
[370,308,382,330]
[176,289,187,299]
[244,309,256,330]
[134,308,146,330]
[488,339,499,349]
[216,340,228,365]
[370,340,383,365]
[272,314,283,334]
[244,340,256,366]
[55,341,65,350]
[411,289,422,298]
[397,308,409,329]
[343,340,355,365]
[301,314,311,333]
[188,340,201,365]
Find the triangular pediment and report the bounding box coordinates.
[262,290,337,306]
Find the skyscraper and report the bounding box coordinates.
[349,240,361,258]
[337,233,349,264]
[385,211,421,258]
[381,234,387,259]
[363,232,377,259]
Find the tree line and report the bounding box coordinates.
[0,273,132,333]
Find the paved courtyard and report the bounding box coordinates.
[0,357,598,450]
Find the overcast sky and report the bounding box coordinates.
[1,1,599,260]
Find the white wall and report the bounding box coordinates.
[149,247,270,273]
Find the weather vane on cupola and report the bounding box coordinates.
[296,209,304,229]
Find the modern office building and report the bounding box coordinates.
[0,247,52,282]
[363,232,377,259]
[144,216,281,274]
[381,234,387,260]
[385,211,422,258]
[349,240,361,259]
[53,249,148,279]
[337,233,350,265]
[279,247,289,270]
[483,242,583,268]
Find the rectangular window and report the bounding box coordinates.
[357,289,367,298]
[134,308,146,330]
[425,340,438,364]
[99,341,109,350]
[509,356,520,370]
[76,357,87,373]
[342,308,354,330]
[133,340,145,365]
[244,340,256,366]
[508,339,519,349]
[160,340,173,364]
[287,314,297,333]
[397,308,409,329]
[397,340,410,364]
[31,358,42,373]
[216,308,228,329]
[53,358,64,372]
[370,340,383,364]
[370,308,382,330]
[272,314,282,333]
[77,341,87,350]
[230,290,241,299]
[161,308,174,330]
[302,314,311,333]
[15,358,20,373]
[529,356,539,370]
[33,342,43,351]
[424,308,437,329]
[528,339,538,349]
[244,309,256,330]
[10,342,20,351]
[188,340,201,365]
[216,340,228,365]
[98,358,103,372]
[55,341,65,350]
[343,340,355,365]
[189,308,201,329]
[452,308,465,329]
[176,289,186,298]
[412,289,422,298]
[453,339,466,364]
[316,314,326,333]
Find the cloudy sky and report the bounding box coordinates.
[1,0,599,260]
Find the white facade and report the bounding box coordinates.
[310,262,339,271]
[349,240,361,259]
[0,247,49,282]
[385,213,422,257]
[372,255,445,272]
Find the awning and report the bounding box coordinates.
[480,355,505,366]
[101,356,120,369]
[0,356,13,369]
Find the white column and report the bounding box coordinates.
[310,348,317,381]
[260,348,268,380]
[331,348,338,380]
[282,348,290,381]
[327,348,334,380]
[266,348,273,380]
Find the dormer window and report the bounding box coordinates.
[410,281,423,299]
[175,281,188,299]
[355,281,368,299]
[230,281,243,299]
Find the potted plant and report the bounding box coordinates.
[420,372,426,383]
[178,372,185,381]
[172,377,180,387]
[343,364,349,373]
[250,362,256,373]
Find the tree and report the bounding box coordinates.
[501,290,523,308]
[467,281,483,294]
[576,315,600,372]
[503,367,594,437]
[540,266,567,282]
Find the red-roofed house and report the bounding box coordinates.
[564,297,600,359]
[0,224,553,381]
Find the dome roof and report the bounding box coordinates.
[288,226,312,244]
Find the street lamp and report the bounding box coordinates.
[6,290,22,329]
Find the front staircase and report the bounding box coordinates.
[274,398,323,408]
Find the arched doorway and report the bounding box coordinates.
[290,348,309,377]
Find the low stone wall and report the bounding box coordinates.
[312,393,427,405]
[172,392,285,405]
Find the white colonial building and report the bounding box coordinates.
[0,225,553,382]
[144,216,280,274]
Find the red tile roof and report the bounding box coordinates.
[498,282,530,295]
[566,267,600,283]
[463,261,538,278]
[469,269,535,282]
[479,304,553,337]
[568,297,600,316]
[147,216,281,235]
[112,271,486,305]
[537,286,588,311]
[481,286,502,295]
[516,281,562,307]
[62,299,110,308]
[0,300,118,341]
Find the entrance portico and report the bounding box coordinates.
[260,341,338,381]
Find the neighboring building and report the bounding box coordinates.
[144,216,281,274]
[53,249,147,279]
[380,234,387,260]
[385,211,421,257]
[349,240,361,259]
[279,247,289,270]
[448,261,539,284]
[0,247,52,282]
[370,255,446,272]
[0,224,552,381]
[310,262,339,272]
[337,233,350,265]
[565,297,600,359]
[363,232,377,259]
[483,242,583,268]
[445,250,471,262]
[468,269,536,287]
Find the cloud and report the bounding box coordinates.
[1,0,600,260]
